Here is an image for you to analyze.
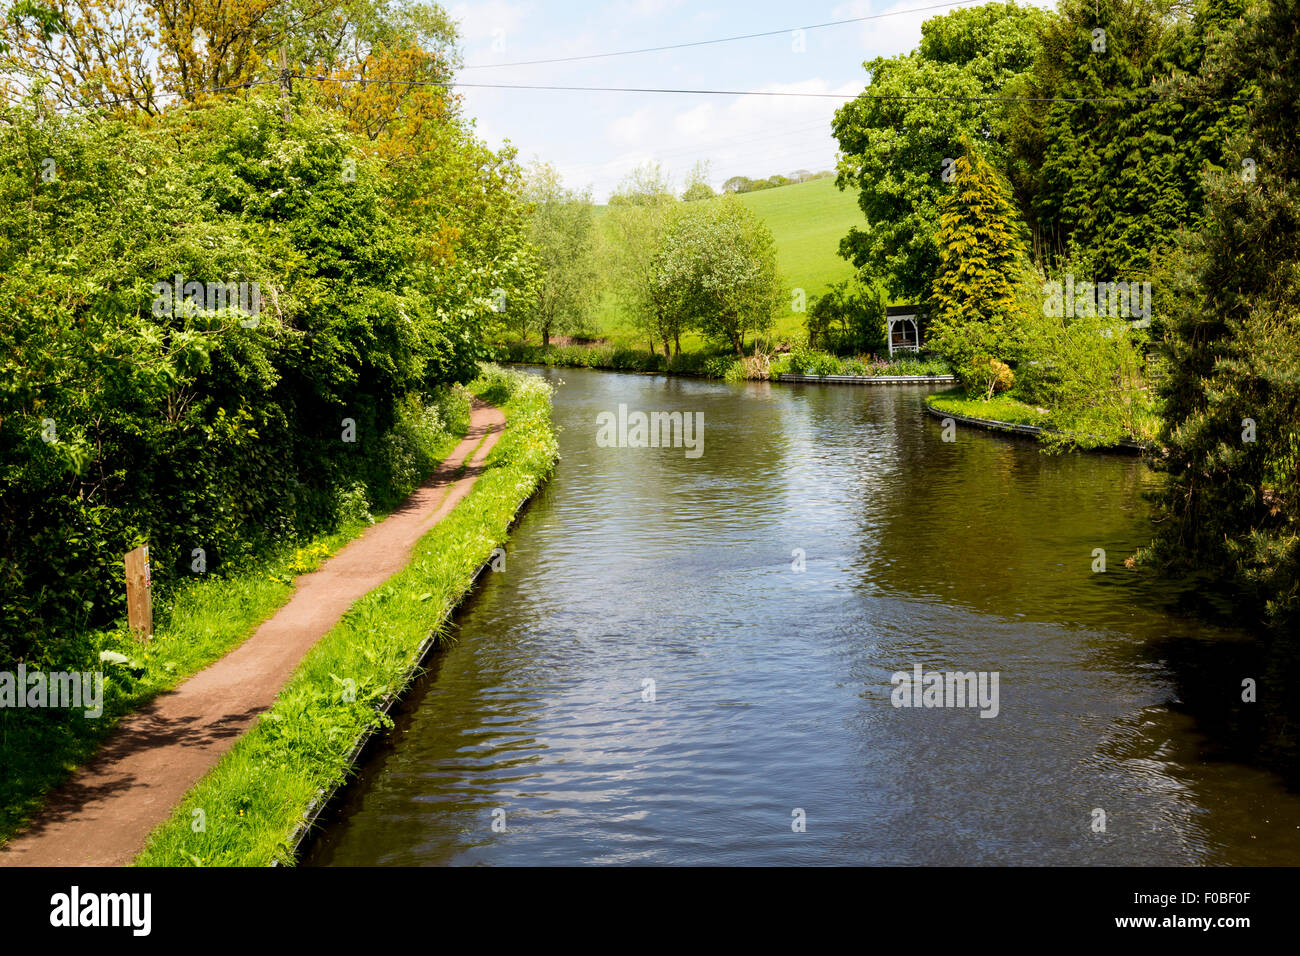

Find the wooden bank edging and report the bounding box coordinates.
[272,469,552,866]
[775,372,957,385]
[923,401,1150,455]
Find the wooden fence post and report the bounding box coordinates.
[124,544,153,641]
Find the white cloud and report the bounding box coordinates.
[449,0,531,44]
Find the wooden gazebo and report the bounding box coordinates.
[886,304,925,358]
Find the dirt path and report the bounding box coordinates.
[0,398,506,867]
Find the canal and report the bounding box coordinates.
[307,366,1300,865]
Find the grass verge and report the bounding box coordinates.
[0,389,471,847]
[925,387,1154,453]
[131,365,557,866]
[925,387,1049,429]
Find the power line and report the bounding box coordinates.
[299,75,1243,105]
[459,0,989,69]
[12,69,1244,118]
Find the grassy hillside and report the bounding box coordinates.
[735,177,861,318]
[589,176,863,348]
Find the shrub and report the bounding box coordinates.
[966,357,1015,400]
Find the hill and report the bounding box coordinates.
[734,176,861,319]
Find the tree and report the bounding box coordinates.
[806,278,886,355]
[656,196,782,356]
[832,1,1045,299]
[0,0,460,123]
[1144,0,1300,628]
[926,143,1031,393]
[606,164,682,355]
[519,162,598,347]
[1007,0,1249,275]
[681,159,715,201]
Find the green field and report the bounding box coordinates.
[590,176,863,348]
[735,176,862,322]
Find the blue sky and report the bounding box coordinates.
[447,0,1054,200]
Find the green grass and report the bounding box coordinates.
[773,351,951,378]
[132,365,558,866]
[0,393,473,848]
[926,387,1158,451]
[925,387,1049,429]
[734,177,862,337]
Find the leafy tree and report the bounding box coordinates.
[833,1,1045,299]
[926,144,1031,391]
[519,161,599,347]
[0,0,459,120]
[656,196,782,356]
[1145,0,1300,628]
[806,279,887,355]
[606,164,682,355]
[0,82,530,661]
[681,159,715,201]
[1007,0,1249,276]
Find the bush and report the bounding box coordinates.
[966,357,1015,400]
[0,98,501,666]
[806,278,887,355]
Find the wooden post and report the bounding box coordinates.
[124,544,153,641]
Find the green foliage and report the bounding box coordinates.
[926,144,1032,389]
[518,162,600,346]
[603,163,682,355]
[655,196,783,355]
[132,366,556,866]
[0,91,529,666]
[0,384,469,844]
[1145,0,1300,628]
[1013,253,1158,448]
[926,387,1048,429]
[807,278,887,354]
[833,1,1045,299]
[721,171,833,194]
[1008,0,1250,276]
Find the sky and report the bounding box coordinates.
[445,0,1055,201]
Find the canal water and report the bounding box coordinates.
[307,366,1300,865]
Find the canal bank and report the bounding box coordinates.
[126,367,558,866]
[304,366,1300,866]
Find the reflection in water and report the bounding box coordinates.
[307,367,1300,866]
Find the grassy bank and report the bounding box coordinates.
[925,387,1155,451]
[925,388,1049,429]
[0,390,472,847]
[132,365,557,866]
[501,341,950,382]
